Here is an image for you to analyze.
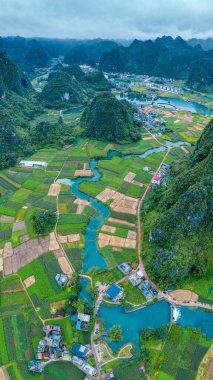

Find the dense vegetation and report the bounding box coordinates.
[100,36,213,91]
[142,120,213,287]
[63,39,118,65]
[81,92,140,142]
[0,52,42,168]
[32,210,56,235]
[40,71,87,108]
[109,325,123,342]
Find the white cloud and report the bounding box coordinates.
[0,0,213,39]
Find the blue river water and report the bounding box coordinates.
[98,302,213,354]
[57,144,213,349]
[118,94,213,115]
[58,144,189,272]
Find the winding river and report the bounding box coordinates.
[117,94,213,115]
[57,142,212,352]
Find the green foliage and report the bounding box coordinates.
[81,92,141,142]
[30,120,77,147]
[100,36,213,91]
[32,210,56,235]
[109,325,123,342]
[143,120,213,287]
[40,71,87,109]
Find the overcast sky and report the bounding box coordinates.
[0,0,213,40]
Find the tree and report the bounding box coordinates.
[32,210,56,235]
[109,325,123,342]
[140,346,151,361]
[140,327,153,341]
[155,326,168,339]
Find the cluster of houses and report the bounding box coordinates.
[71,313,91,331]
[71,343,97,377]
[28,321,97,377]
[128,268,158,301]
[104,263,158,304]
[143,81,184,95]
[28,325,68,373]
[133,105,166,130]
[151,163,171,186]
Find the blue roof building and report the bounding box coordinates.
[72,343,88,358]
[106,284,123,302]
[71,315,78,323]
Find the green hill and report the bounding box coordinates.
[81,92,140,142]
[80,71,111,93]
[0,51,31,96]
[143,120,213,287]
[40,71,87,108]
[0,53,41,168]
[100,36,213,91]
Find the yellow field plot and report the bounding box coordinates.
[0,367,9,380]
[24,275,35,288]
[127,230,137,239]
[181,146,189,154]
[99,233,136,249]
[68,234,80,243]
[58,233,80,243]
[101,225,116,233]
[75,162,93,177]
[3,242,13,258]
[96,188,139,215]
[108,217,135,227]
[124,172,136,183]
[124,172,143,187]
[170,289,198,302]
[58,256,73,275]
[58,235,68,243]
[0,249,3,271]
[96,188,116,202]
[49,232,60,251]
[74,198,89,214]
[143,136,154,140]
[48,182,61,196]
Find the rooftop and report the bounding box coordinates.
[72,343,88,358]
[106,284,123,300]
[19,160,47,166]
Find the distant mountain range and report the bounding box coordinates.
[100,36,213,91]
[188,37,213,51]
[1,35,213,91]
[0,36,121,69]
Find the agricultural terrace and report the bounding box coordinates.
[141,324,212,380]
[0,274,43,379]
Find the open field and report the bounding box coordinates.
[18,252,69,319]
[43,361,85,380]
[155,325,212,380]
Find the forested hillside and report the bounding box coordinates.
[81,92,140,142]
[100,36,213,91]
[40,71,87,108]
[142,121,213,287]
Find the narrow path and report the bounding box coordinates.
[15,273,45,325]
[53,161,75,274]
[79,273,93,285]
[137,147,171,283]
[142,125,164,146]
[0,288,24,294]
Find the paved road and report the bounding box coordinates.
[137,147,213,311]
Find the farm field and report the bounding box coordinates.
[155,325,212,380]
[0,276,43,377]
[42,361,85,380]
[18,252,69,319]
